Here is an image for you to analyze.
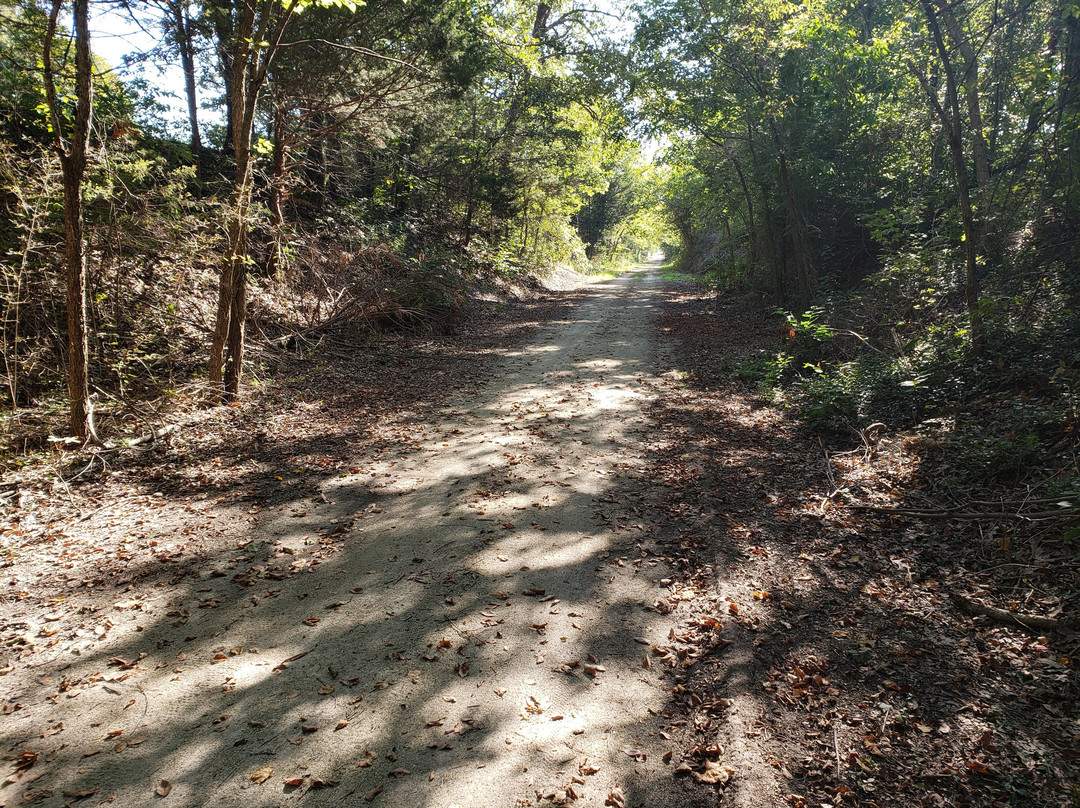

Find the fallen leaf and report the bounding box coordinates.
[605,787,626,807]
[62,788,98,799]
[693,758,736,784]
[155,779,173,797]
[358,751,377,767]
[364,783,383,801]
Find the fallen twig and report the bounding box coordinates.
[850,503,1078,521]
[125,423,180,448]
[833,723,842,780]
[948,590,1068,632]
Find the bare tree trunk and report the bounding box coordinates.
[172,0,203,182]
[43,0,93,439]
[267,100,287,277]
[939,4,992,208]
[778,152,816,306]
[920,0,984,352]
[208,0,300,402]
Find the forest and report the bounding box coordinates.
[1,0,1079,806]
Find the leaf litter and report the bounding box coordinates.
[10,274,1055,808]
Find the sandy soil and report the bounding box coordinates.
[1,267,727,807]
[9,266,1076,808]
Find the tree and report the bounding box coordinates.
[165,0,205,181]
[42,0,93,438]
[205,0,358,402]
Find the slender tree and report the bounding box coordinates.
[206,0,358,402]
[42,0,93,438]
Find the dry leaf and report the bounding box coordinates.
[284,777,305,787]
[62,788,98,799]
[358,751,377,767]
[693,758,736,784]
[364,783,383,801]
[251,765,274,784]
[605,787,626,807]
[155,779,173,797]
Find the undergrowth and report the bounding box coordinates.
[734,267,1080,502]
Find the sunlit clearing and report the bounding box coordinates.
[575,358,623,369]
[590,385,638,410]
[506,344,562,357]
[472,533,608,574]
[231,658,275,687]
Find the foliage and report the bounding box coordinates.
[0,0,666,446]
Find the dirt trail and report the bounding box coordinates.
[2,267,729,807]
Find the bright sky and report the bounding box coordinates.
[86,1,662,155]
[89,4,191,128]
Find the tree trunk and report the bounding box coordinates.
[921,0,983,352]
[778,152,816,306]
[210,5,237,158]
[209,1,256,401]
[267,100,287,277]
[172,1,203,183]
[43,0,93,439]
[208,0,300,401]
[939,2,992,235]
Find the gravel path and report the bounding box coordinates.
[2,267,709,807]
